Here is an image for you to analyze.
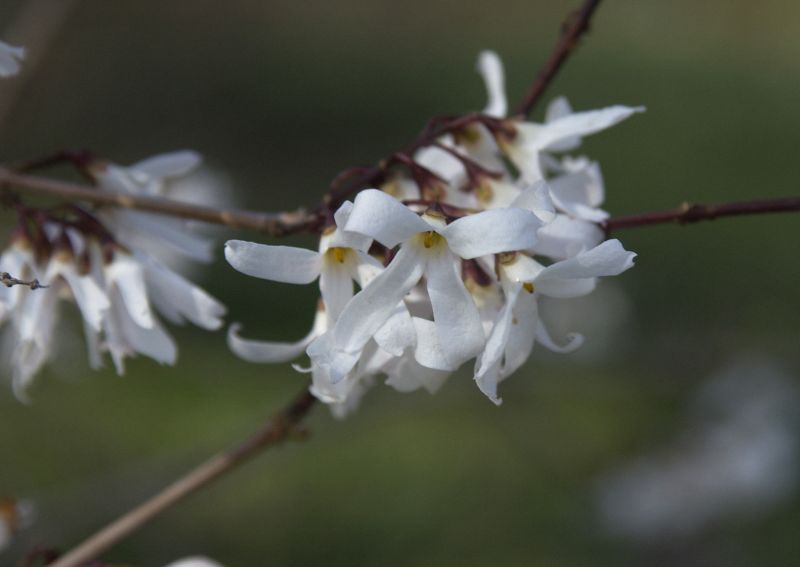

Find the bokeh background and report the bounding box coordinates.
[1,0,799,565]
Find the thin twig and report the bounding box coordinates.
[514,0,604,117]
[0,271,47,289]
[604,197,800,234]
[47,387,317,567]
[0,167,318,237]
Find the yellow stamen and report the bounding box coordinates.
[422,231,442,249]
[328,247,347,263]
[476,181,493,204]
[522,282,535,294]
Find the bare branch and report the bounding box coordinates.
[514,0,604,117]
[0,271,46,289]
[0,167,319,237]
[47,386,317,567]
[604,197,800,233]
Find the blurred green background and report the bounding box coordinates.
[1,0,799,565]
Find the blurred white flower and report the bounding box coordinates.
[0,152,226,396]
[0,41,24,77]
[596,356,799,542]
[0,497,34,554]
[164,557,224,567]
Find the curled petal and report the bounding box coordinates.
[538,239,636,281]
[228,322,317,363]
[225,240,321,284]
[319,261,354,323]
[536,318,584,354]
[442,208,541,259]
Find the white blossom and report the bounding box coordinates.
[0,41,24,78]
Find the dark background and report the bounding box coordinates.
[1,1,799,565]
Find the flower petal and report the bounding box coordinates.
[442,208,541,259]
[319,261,354,322]
[477,50,507,118]
[227,321,317,363]
[520,105,644,152]
[106,253,154,329]
[131,151,202,180]
[536,318,584,354]
[345,189,430,248]
[537,239,636,281]
[426,248,484,367]
[374,303,416,356]
[225,240,321,284]
[412,317,454,371]
[532,215,604,259]
[502,291,538,377]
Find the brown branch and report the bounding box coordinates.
[604,197,800,233]
[514,0,604,117]
[47,386,317,567]
[0,167,318,237]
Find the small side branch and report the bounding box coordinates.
[0,167,319,237]
[604,197,800,233]
[47,386,317,567]
[514,0,604,117]
[0,271,47,289]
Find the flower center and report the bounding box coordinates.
[422,231,443,249]
[522,282,535,294]
[327,247,349,263]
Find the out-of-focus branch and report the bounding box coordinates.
[514,0,604,117]
[0,167,318,236]
[47,386,318,567]
[604,197,800,233]
[0,271,46,289]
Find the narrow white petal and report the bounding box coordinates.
[548,163,608,222]
[476,50,507,118]
[131,151,201,180]
[526,105,645,151]
[228,321,316,363]
[535,277,596,299]
[537,239,636,281]
[225,240,321,284]
[545,96,573,122]
[113,211,214,263]
[475,283,521,379]
[0,41,25,77]
[164,556,224,567]
[385,350,451,394]
[532,215,604,259]
[345,189,430,248]
[412,317,454,371]
[442,208,541,259]
[426,249,484,367]
[142,256,226,330]
[310,245,424,382]
[374,303,416,356]
[319,262,354,323]
[331,244,424,355]
[58,263,110,331]
[511,181,557,223]
[502,291,538,376]
[106,253,154,329]
[117,296,178,365]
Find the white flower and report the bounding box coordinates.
[0,152,226,396]
[307,189,542,382]
[0,41,25,78]
[474,239,636,404]
[0,497,34,554]
[164,557,224,567]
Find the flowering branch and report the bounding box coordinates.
[514,0,604,117]
[605,196,800,233]
[46,387,317,567]
[0,167,317,236]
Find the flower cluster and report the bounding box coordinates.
[226,51,640,415]
[0,152,225,398]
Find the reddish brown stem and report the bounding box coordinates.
[47,387,317,567]
[514,0,604,117]
[604,197,800,233]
